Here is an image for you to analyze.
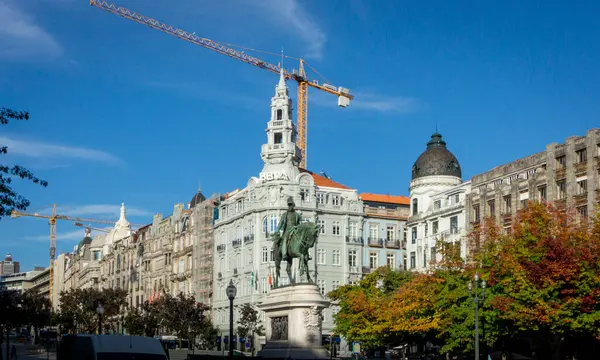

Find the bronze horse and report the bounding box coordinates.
[270,222,321,287]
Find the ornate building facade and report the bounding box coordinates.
[211,71,364,350]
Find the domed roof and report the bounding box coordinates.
[411,132,461,180]
[4,253,12,262]
[190,190,206,208]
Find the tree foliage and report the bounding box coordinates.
[55,288,128,334]
[0,107,48,219]
[122,301,160,337]
[330,202,600,358]
[237,303,264,341]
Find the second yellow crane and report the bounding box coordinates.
[90,0,354,169]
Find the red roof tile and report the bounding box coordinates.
[359,193,410,205]
[300,169,351,190]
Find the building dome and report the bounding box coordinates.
[190,190,206,208]
[411,132,461,180]
[4,253,12,262]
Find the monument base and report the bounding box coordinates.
[256,284,330,359]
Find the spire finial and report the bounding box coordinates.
[197,179,202,193]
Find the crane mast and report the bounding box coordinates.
[89,0,353,169]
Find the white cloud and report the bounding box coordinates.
[0,136,123,165]
[0,1,63,60]
[252,0,326,60]
[25,226,112,243]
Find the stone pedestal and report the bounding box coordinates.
[256,284,330,359]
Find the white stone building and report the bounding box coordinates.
[211,70,364,350]
[406,133,470,271]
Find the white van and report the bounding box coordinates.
[58,334,169,360]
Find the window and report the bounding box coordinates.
[473,204,481,222]
[576,148,587,163]
[520,191,529,208]
[538,185,547,201]
[262,247,268,263]
[332,195,340,206]
[116,255,121,271]
[369,252,378,269]
[332,249,341,266]
[269,215,278,233]
[410,252,416,269]
[262,217,268,233]
[577,179,588,195]
[578,206,588,218]
[556,155,566,168]
[332,280,341,291]
[276,109,283,120]
[557,181,567,199]
[270,248,274,262]
[318,279,326,295]
[503,195,511,214]
[179,259,185,273]
[424,223,428,236]
[318,220,326,235]
[348,249,357,267]
[317,193,325,205]
[450,216,458,234]
[386,253,395,268]
[349,222,357,237]
[450,194,460,205]
[412,198,418,215]
[261,278,267,294]
[317,249,326,265]
[434,200,441,210]
[386,225,395,241]
[488,200,495,218]
[411,228,417,244]
[423,252,427,268]
[369,224,378,239]
[300,189,308,201]
[430,247,437,264]
[332,221,341,235]
[432,221,438,235]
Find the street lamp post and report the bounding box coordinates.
[96,303,105,335]
[468,273,486,360]
[226,280,237,359]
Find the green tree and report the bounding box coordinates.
[20,290,52,339]
[123,301,161,337]
[56,288,128,334]
[158,293,213,349]
[0,107,48,219]
[237,303,264,353]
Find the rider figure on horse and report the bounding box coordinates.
[276,196,302,261]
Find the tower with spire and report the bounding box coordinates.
[259,69,302,182]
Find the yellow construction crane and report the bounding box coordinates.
[89,0,354,169]
[74,222,111,234]
[11,207,143,305]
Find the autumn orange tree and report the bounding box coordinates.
[328,267,414,349]
[473,202,600,359]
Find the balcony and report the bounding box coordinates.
[232,239,242,248]
[362,266,373,274]
[574,192,588,205]
[555,167,566,179]
[574,162,587,175]
[345,236,363,245]
[348,266,361,274]
[364,206,409,219]
[217,244,226,252]
[367,237,383,247]
[385,240,401,249]
[244,234,255,245]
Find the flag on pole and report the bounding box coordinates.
[268,272,273,287]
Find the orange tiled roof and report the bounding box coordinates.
[359,193,410,205]
[300,169,351,190]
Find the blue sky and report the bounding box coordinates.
[1,0,599,270]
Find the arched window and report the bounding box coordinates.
[263,217,268,233]
[412,198,418,216]
[116,254,121,271]
[276,109,283,120]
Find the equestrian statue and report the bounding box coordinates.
[270,196,321,287]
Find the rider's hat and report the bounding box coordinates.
[287,196,294,205]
